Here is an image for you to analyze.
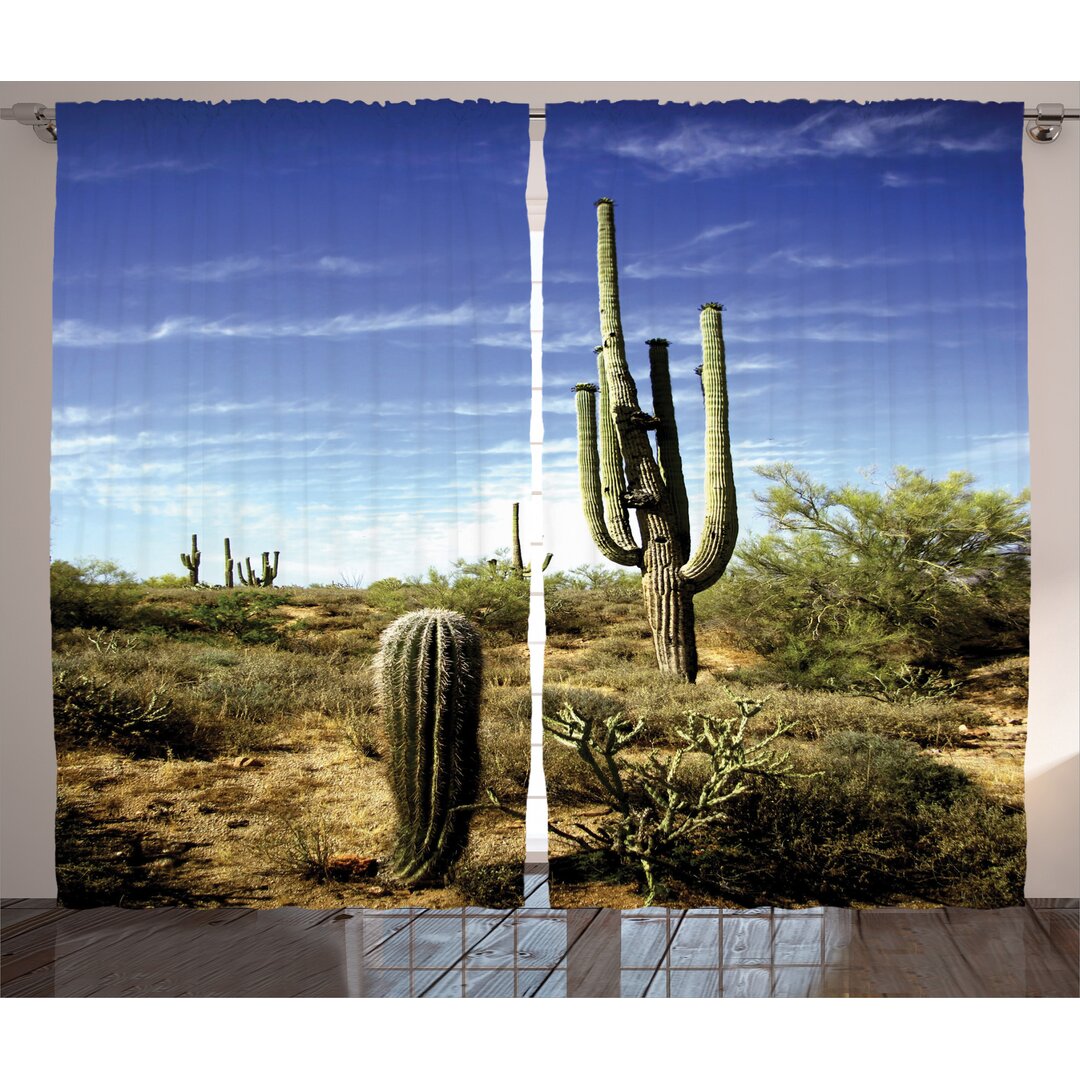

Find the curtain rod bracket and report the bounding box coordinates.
[1026,103,1072,143]
[0,102,57,143]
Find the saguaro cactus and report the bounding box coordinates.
[510,502,525,576]
[223,538,235,589]
[180,534,201,586]
[237,551,279,587]
[573,198,738,682]
[510,501,553,579]
[376,608,482,884]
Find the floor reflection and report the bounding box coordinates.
[2,871,1076,998]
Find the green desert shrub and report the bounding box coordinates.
[50,559,141,632]
[719,732,1025,907]
[703,465,1030,687]
[53,669,203,758]
[140,572,191,588]
[189,591,289,644]
[364,563,530,640]
[453,861,524,908]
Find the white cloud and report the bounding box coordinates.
[881,170,945,188]
[607,104,1007,179]
[65,159,217,183]
[53,301,528,348]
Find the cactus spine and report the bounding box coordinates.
[376,608,482,884]
[180,534,201,586]
[510,501,552,579]
[237,550,279,587]
[573,198,738,682]
[223,538,235,589]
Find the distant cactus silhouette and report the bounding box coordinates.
[510,501,552,579]
[237,551,279,588]
[223,538,235,589]
[573,198,738,682]
[180,534,201,586]
[376,608,482,884]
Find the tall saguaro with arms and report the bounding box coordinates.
[574,198,738,683]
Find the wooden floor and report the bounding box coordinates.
[3,873,1076,997]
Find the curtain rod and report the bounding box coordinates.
[4,102,1079,144]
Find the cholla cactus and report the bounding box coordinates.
[573,198,738,682]
[376,608,482,885]
[180,534,202,586]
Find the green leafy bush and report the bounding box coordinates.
[703,465,1030,687]
[141,572,191,588]
[189,591,288,644]
[364,561,529,640]
[51,559,140,632]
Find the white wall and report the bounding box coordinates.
[2,80,1076,899]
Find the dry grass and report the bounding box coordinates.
[543,600,1027,909]
[55,585,528,909]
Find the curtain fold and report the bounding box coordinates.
[51,99,532,909]
[541,100,1029,909]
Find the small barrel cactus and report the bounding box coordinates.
[376,608,482,885]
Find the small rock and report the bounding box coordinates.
[957,724,969,733]
[226,756,263,769]
[226,819,250,829]
[197,805,217,814]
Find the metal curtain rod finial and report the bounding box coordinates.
[0,102,57,143]
[3,100,1079,145]
[1024,103,1078,143]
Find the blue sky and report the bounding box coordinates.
[542,100,1029,570]
[51,100,531,585]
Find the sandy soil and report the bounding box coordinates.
[59,707,526,909]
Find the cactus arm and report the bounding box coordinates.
[680,303,739,591]
[575,382,642,568]
[595,199,667,510]
[596,347,638,552]
[269,551,279,585]
[237,559,249,586]
[647,338,692,560]
[540,553,553,572]
[180,533,201,584]
[245,556,258,586]
[223,537,234,588]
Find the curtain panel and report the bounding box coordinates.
[51,99,532,909]
[541,100,1029,909]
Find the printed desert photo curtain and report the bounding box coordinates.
[541,101,1030,909]
[51,100,532,908]
[51,98,1031,915]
